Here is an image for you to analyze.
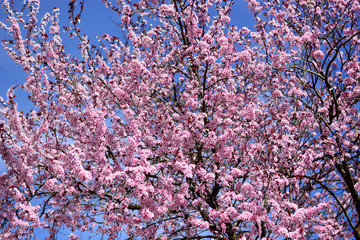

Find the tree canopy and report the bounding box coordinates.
[0,0,359,239]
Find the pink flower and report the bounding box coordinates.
[121,15,130,25]
[355,182,360,192]
[69,233,79,240]
[272,89,283,98]
[141,208,154,221]
[237,211,252,221]
[313,50,324,60]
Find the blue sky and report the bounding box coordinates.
[0,0,255,239]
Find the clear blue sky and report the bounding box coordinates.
[0,1,254,239]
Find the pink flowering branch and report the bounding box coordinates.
[0,0,359,239]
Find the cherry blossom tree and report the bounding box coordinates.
[0,0,359,239]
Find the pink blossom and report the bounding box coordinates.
[271,89,283,98]
[237,211,252,221]
[141,208,155,221]
[121,15,130,25]
[0,0,358,239]
[313,50,324,60]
